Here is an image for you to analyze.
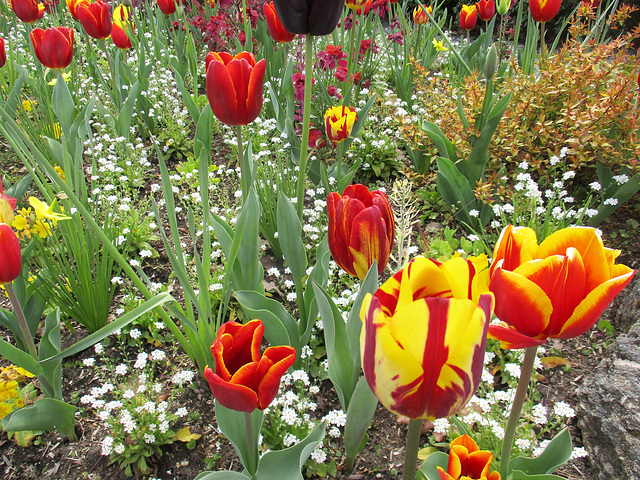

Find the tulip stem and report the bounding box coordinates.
[244,411,259,478]
[402,418,422,480]
[295,34,314,220]
[5,282,38,359]
[235,125,247,203]
[499,345,538,479]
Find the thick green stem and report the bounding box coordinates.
[295,34,314,220]
[402,418,423,480]
[499,345,539,479]
[235,125,247,203]
[5,283,38,359]
[540,22,547,61]
[244,411,259,478]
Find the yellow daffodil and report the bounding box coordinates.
[432,38,448,52]
[28,196,70,225]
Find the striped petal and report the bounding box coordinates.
[349,205,390,279]
[490,225,538,276]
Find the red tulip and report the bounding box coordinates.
[30,27,74,69]
[354,0,372,15]
[206,51,266,126]
[327,184,395,280]
[529,0,562,23]
[476,0,496,21]
[156,0,176,15]
[204,320,296,413]
[66,0,90,19]
[488,225,635,349]
[11,0,45,23]
[0,224,22,284]
[263,1,296,43]
[460,4,478,30]
[111,4,133,49]
[77,1,112,40]
[0,38,6,68]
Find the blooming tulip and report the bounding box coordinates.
[345,0,367,10]
[111,4,134,49]
[272,0,345,36]
[327,184,394,280]
[488,225,635,349]
[460,4,478,30]
[156,0,176,15]
[360,255,494,420]
[0,224,21,284]
[11,0,45,23]
[476,0,496,21]
[324,106,358,143]
[354,0,372,15]
[263,1,296,43]
[204,320,296,413]
[0,38,5,69]
[206,51,266,126]
[66,0,90,19]
[529,0,561,23]
[0,183,17,226]
[77,1,112,40]
[437,435,501,480]
[30,27,74,69]
[413,5,432,24]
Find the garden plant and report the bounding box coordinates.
[0,0,639,479]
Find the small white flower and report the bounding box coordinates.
[175,407,188,417]
[83,358,96,367]
[589,181,601,191]
[549,156,560,166]
[150,349,166,361]
[469,209,479,217]
[603,198,618,206]
[129,328,141,340]
[613,174,629,185]
[94,344,104,354]
[571,447,588,459]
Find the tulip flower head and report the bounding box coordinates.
[496,0,510,15]
[460,4,478,30]
[204,320,296,413]
[263,1,296,43]
[11,0,45,23]
[156,0,176,15]
[327,184,395,279]
[529,0,562,23]
[30,27,74,69]
[77,1,113,40]
[0,183,17,226]
[488,225,635,349]
[360,255,494,420]
[272,0,346,36]
[66,0,90,19]
[413,5,432,24]
[476,0,496,21]
[437,434,501,480]
[324,106,358,143]
[206,51,266,127]
[111,4,134,49]
[345,0,367,10]
[0,223,22,284]
[0,38,6,69]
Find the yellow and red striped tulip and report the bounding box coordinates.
[324,105,358,143]
[206,51,266,126]
[77,1,112,40]
[204,320,296,413]
[0,183,17,226]
[263,1,296,43]
[529,0,561,23]
[345,0,367,10]
[111,4,134,49]
[0,224,21,284]
[360,255,494,420]
[11,0,45,23]
[437,434,501,480]
[30,27,74,69]
[66,0,90,19]
[413,5,432,24]
[460,4,478,30]
[327,184,395,280]
[489,225,635,349]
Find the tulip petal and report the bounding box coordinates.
[349,205,390,279]
[488,322,546,349]
[556,267,635,339]
[490,268,552,337]
[437,467,455,480]
[465,450,495,477]
[245,58,266,127]
[490,225,538,276]
[450,433,479,452]
[207,60,239,126]
[204,367,259,413]
[256,345,296,409]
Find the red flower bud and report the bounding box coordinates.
[263,1,296,43]
[0,224,21,284]
[30,26,74,69]
[77,1,112,40]
[460,4,478,30]
[11,0,45,24]
[529,0,562,23]
[476,0,496,21]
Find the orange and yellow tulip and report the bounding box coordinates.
[360,255,494,419]
[204,320,296,413]
[263,1,296,43]
[76,1,112,40]
[460,4,477,30]
[327,184,394,280]
[111,5,133,49]
[205,51,266,127]
[66,0,90,19]
[345,0,368,10]
[413,5,432,24]
[529,0,562,23]
[11,0,45,23]
[30,27,74,69]
[324,105,358,143]
[489,225,635,349]
[437,434,501,480]
[0,224,21,284]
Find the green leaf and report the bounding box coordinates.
[256,422,326,480]
[52,72,74,137]
[436,156,478,228]
[346,262,378,368]
[302,236,331,345]
[509,428,572,475]
[277,192,307,291]
[117,80,140,138]
[194,472,250,480]
[215,402,263,476]
[342,95,376,152]
[38,310,63,399]
[343,376,378,473]
[2,398,77,441]
[422,121,459,162]
[0,338,44,377]
[509,472,567,480]
[418,451,449,480]
[194,106,212,160]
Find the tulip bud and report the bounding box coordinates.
[0,224,22,284]
[0,38,6,69]
[496,0,510,15]
[30,27,74,70]
[484,44,497,80]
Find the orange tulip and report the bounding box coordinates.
[77,1,112,40]
[437,435,501,480]
[206,51,266,126]
[0,224,21,284]
[11,0,45,23]
[460,4,478,30]
[263,1,295,43]
[30,27,74,69]
[529,0,562,23]
[489,225,635,349]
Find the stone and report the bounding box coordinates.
[608,275,640,333]
[576,321,640,479]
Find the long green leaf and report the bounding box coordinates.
[52,71,74,137]
[343,376,378,472]
[346,262,378,368]
[2,398,77,441]
[509,428,572,475]
[277,192,307,291]
[0,338,44,377]
[215,402,263,476]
